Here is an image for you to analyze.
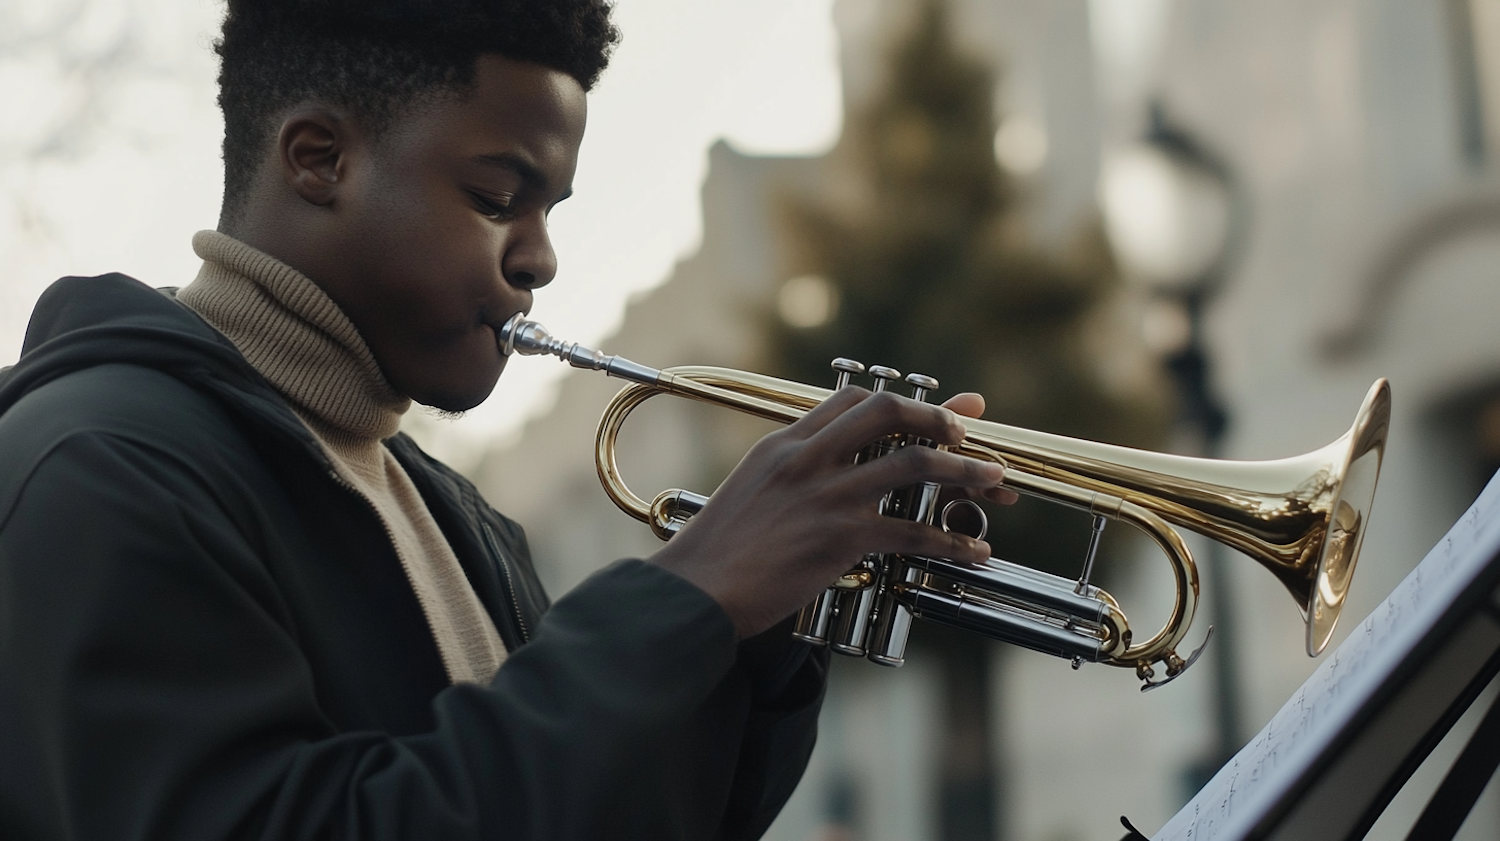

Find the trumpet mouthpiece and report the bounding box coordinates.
[495,312,662,385]
[497,313,554,357]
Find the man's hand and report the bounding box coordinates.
[650,387,1012,638]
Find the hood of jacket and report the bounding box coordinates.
[1,271,550,654]
[0,272,326,466]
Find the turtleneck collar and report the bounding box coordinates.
[178,230,509,684]
[178,230,409,444]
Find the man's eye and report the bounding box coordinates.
[471,191,515,220]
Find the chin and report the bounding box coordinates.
[418,384,496,413]
[396,349,505,413]
[414,369,503,413]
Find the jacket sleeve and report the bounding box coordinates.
[715,622,829,840]
[0,427,818,841]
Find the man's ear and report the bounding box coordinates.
[277,110,348,207]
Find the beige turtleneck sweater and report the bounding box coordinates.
[178,230,507,685]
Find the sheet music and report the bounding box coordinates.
[1153,472,1500,841]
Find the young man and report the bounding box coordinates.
[0,1,1007,838]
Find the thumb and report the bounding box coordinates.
[942,392,985,419]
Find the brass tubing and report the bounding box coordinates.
[592,372,1198,679]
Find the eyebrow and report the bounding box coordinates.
[472,152,572,203]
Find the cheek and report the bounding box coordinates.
[355,195,500,323]
[365,184,463,268]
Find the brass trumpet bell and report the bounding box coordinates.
[498,314,1390,689]
[952,378,1390,660]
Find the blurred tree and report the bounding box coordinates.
[762,1,1168,838]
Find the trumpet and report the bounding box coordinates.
[498,314,1391,690]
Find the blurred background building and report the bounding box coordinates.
[478,1,1500,839]
[6,0,1500,838]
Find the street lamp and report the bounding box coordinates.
[1099,101,1247,786]
[1101,119,1234,295]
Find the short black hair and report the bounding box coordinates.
[214,0,619,225]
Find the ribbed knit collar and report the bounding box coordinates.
[180,230,409,443]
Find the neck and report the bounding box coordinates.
[178,229,409,444]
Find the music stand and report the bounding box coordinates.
[1152,470,1500,841]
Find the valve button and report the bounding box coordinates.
[905,372,939,403]
[831,358,865,390]
[868,365,901,393]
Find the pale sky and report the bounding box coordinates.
[0,0,842,456]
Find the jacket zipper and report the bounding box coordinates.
[482,521,530,645]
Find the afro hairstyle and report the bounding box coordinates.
[214,0,618,225]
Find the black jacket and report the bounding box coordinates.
[0,274,825,840]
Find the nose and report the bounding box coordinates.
[502,215,557,290]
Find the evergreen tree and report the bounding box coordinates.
[763,2,1167,838]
